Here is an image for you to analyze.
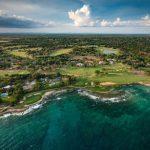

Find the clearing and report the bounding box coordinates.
[10,50,33,59]
[60,63,150,85]
[0,70,30,77]
[51,48,72,56]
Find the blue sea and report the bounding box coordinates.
[0,85,150,150]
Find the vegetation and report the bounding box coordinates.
[0,34,149,108]
[51,48,72,56]
[10,50,33,59]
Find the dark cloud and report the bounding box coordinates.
[0,10,53,28]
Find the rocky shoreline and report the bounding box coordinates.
[0,83,149,118]
[0,89,67,119]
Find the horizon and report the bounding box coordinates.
[0,0,150,34]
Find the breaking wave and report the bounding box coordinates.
[0,103,43,119]
[77,89,129,103]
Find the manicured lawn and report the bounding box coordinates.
[60,63,129,77]
[1,96,16,103]
[51,48,72,56]
[23,94,42,105]
[23,91,46,105]
[10,50,32,59]
[0,70,30,77]
[60,64,150,85]
[92,72,150,84]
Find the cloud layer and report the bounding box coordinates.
[68,5,150,28]
[68,5,95,27]
[100,15,150,27]
[0,10,54,28]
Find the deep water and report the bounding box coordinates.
[0,85,150,150]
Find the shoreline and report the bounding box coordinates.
[0,83,149,118]
[0,89,67,119]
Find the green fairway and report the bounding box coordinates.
[60,64,150,85]
[1,96,16,103]
[10,50,33,59]
[23,94,42,105]
[0,70,30,77]
[51,48,72,56]
[60,63,129,77]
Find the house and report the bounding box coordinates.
[98,61,104,65]
[85,60,94,66]
[107,59,116,65]
[76,63,84,67]
[23,80,36,90]
[2,85,13,90]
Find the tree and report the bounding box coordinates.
[13,83,24,102]
[95,70,100,75]
[68,76,76,85]
[33,80,42,91]
[0,92,2,104]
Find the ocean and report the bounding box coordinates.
[0,85,150,150]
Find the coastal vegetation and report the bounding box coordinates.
[0,34,149,113]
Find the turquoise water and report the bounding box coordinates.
[0,85,150,150]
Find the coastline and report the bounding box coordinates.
[0,82,149,118]
[0,89,67,119]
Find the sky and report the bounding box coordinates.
[0,0,149,34]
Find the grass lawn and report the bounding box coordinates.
[10,50,33,59]
[60,63,129,77]
[51,48,72,56]
[23,90,47,105]
[1,96,16,104]
[0,70,30,77]
[23,94,42,105]
[92,72,150,84]
[60,64,150,85]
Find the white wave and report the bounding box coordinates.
[0,90,67,119]
[0,103,43,119]
[22,104,42,115]
[78,90,99,100]
[56,97,61,100]
[78,90,128,103]
[1,113,11,118]
[100,97,126,103]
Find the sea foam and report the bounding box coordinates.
[78,89,128,103]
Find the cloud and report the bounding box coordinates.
[0,10,54,28]
[100,15,150,27]
[68,5,95,27]
[68,5,150,28]
[140,15,150,26]
[100,20,111,27]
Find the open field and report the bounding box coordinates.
[2,45,28,50]
[0,70,30,77]
[0,40,9,43]
[23,91,44,105]
[1,96,16,103]
[60,63,150,85]
[10,50,33,59]
[60,63,130,77]
[51,48,72,56]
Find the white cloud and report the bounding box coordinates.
[69,5,150,28]
[100,15,150,27]
[140,15,150,26]
[100,20,111,27]
[68,5,95,27]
